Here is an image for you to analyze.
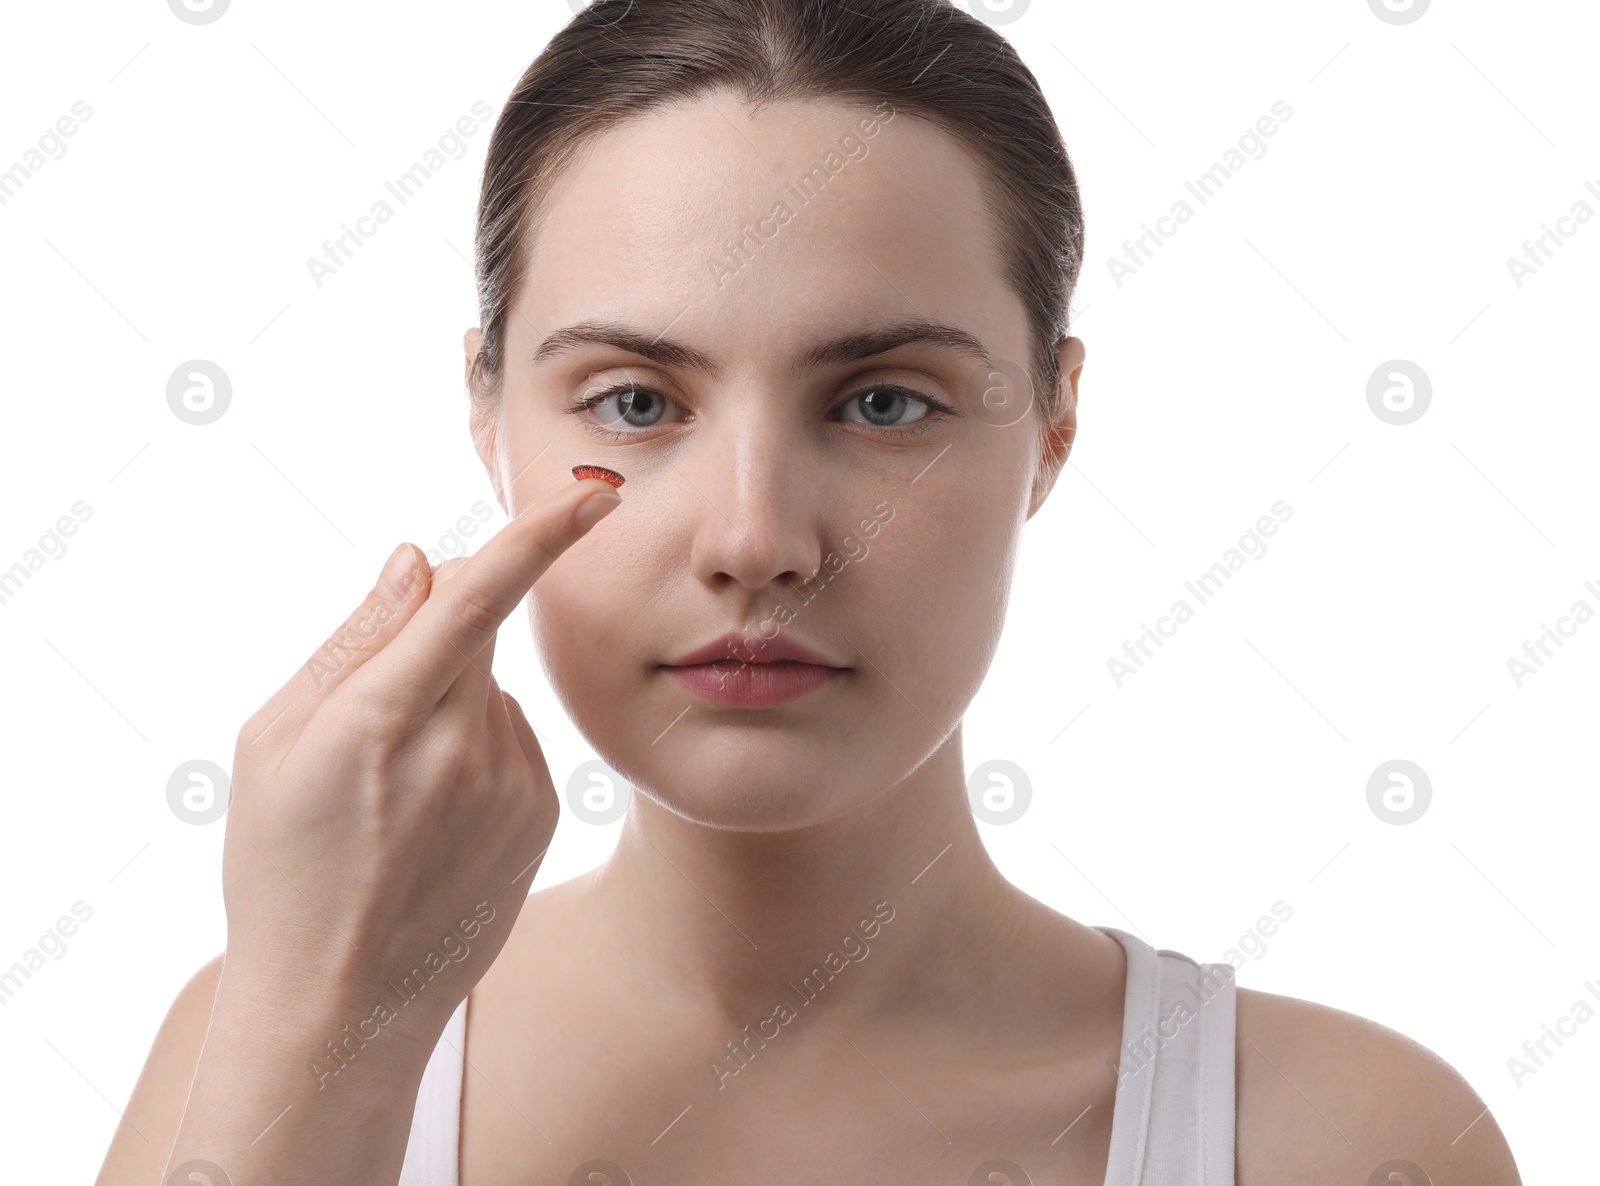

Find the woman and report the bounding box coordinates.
[100,1,1521,1183]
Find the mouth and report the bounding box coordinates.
[660,631,851,708]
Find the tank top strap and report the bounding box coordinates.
[399,995,468,1186]
[1095,926,1237,1186]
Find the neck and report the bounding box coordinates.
[584,733,1044,1034]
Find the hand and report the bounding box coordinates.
[217,478,622,1047]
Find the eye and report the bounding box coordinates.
[566,380,685,439]
[837,385,954,433]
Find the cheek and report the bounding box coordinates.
[526,521,663,681]
[829,487,1019,707]
[898,482,1018,605]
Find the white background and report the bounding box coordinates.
[0,0,1594,1180]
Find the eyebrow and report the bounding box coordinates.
[531,316,995,379]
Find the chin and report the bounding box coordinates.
[618,741,871,833]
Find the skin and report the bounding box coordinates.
[98,92,1521,1185]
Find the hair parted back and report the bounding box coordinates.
[469,0,1084,437]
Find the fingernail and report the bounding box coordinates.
[574,490,621,531]
[571,464,625,489]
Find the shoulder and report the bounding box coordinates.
[1232,986,1521,1186]
[95,954,225,1186]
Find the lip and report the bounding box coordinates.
[664,632,848,669]
[661,632,851,708]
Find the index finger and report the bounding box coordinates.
[353,479,621,715]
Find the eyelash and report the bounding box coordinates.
[564,382,958,441]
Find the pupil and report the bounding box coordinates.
[619,389,661,426]
[862,389,904,425]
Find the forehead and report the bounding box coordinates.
[517,92,1023,361]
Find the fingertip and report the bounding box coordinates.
[573,490,622,532]
[376,542,425,603]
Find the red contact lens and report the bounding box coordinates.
[571,464,626,489]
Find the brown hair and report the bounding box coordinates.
[468,0,1083,447]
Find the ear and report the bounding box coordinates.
[1027,336,1084,519]
[464,326,485,389]
[463,327,507,513]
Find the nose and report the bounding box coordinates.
[682,407,826,596]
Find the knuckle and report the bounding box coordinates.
[429,721,489,786]
[237,702,292,758]
[447,582,505,648]
[341,685,418,748]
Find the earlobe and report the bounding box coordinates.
[470,415,508,515]
[463,327,505,514]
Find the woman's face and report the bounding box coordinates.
[469,92,1080,831]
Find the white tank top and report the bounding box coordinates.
[398,925,1237,1185]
